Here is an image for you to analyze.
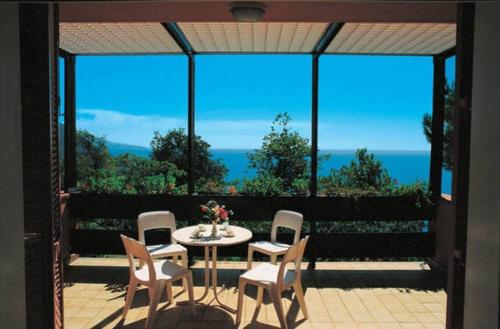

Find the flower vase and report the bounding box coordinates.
[211,220,218,237]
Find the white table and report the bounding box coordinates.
[172,224,252,313]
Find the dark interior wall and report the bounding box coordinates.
[464,3,500,328]
[0,2,27,328]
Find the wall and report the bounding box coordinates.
[463,3,500,328]
[0,3,27,328]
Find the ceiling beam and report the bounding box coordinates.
[312,23,343,55]
[162,22,195,55]
[59,2,457,23]
[438,46,456,59]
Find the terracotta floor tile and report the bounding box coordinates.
[63,259,448,329]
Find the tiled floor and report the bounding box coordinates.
[64,258,447,329]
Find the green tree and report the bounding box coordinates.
[422,81,455,170]
[319,148,395,196]
[247,113,319,194]
[150,128,227,188]
[110,154,186,194]
[76,130,110,183]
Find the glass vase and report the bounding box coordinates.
[211,220,218,237]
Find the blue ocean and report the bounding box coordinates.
[108,145,452,194]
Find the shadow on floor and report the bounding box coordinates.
[65,264,446,293]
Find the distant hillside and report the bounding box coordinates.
[107,141,150,158]
[58,124,150,158]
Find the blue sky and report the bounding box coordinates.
[68,54,447,151]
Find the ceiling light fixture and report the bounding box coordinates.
[229,2,266,22]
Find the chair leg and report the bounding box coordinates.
[293,281,308,319]
[251,286,264,322]
[270,286,287,329]
[247,246,254,270]
[166,282,173,304]
[270,254,277,265]
[186,272,196,316]
[172,255,178,265]
[181,251,188,291]
[122,278,138,321]
[145,281,164,329]
[235,280,246,327]
[256,286,264,309]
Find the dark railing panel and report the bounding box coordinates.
[69,193,431,222]
[315,233,435,258]
[71,229,434,258]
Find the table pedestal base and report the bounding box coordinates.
[178,245,236,313]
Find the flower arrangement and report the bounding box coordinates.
[200,200,233,223]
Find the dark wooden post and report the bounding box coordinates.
[429,55,445,204]
[446,3,475,329]
[64,54,77,190]
[187,55,196,229]
[19,3,64,328]
[309,54,320,269]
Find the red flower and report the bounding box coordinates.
[219,207,229,220]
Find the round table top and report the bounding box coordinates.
[172,224,252,247]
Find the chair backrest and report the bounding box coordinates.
[271,210,303,244]
[120,234,156,283]
[277,236,309,288]
[138,211,177,245]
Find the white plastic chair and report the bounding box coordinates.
[236,236,310,329]
[120,235,196,329]
[138,211,188,270]
[247,210,303,269]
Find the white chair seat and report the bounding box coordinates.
[240,263,295,286]
[135,259,189,282]
[146,243,187,257]
[249,241,290,255]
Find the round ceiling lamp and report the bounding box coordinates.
[229,2,266,22]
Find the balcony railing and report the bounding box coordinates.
[67,193,434,264]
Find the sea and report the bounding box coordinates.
[107,145,452,194]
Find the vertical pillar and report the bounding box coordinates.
[64,54,77,190]
[187,55,195,197]
[446,3,475,329]
[19,3,63,328]
[309,54,320,269]
[429,55,445,203]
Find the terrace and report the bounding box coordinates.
[64,259,446,329]
[55,3,455,328]
[2,2,498,329]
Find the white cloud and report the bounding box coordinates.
[76,109,311,148]
[76,108,429,150]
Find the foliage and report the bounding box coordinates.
[319,148,395,196]
[422,81,455,170]
[247,113,310,193]
[241,174,284,196]
[150,128,227,188]
[76,130,110,182]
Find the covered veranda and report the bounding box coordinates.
[1,1,498,329]
[57,4,456,328]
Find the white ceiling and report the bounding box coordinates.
[59,23,182,54]
[325,23,456,55]
[59,22,456,56]
[177,22,329,53]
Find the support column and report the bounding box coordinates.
[64,54,77,190]
[429,55,445,203]
[446,3,475,329]
[309,54,320,269]
[187,55,195,197]
[19,3,63,328]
